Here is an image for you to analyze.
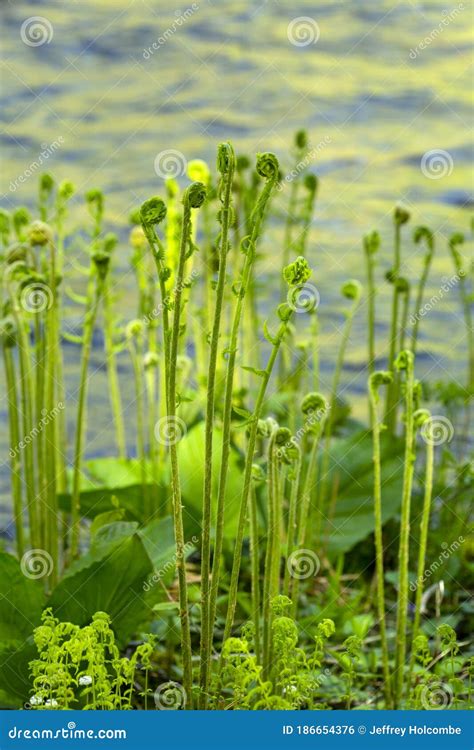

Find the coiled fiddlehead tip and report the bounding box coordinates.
[363,230,380,255]
[58,179,75,202]
[28,220,53,247]
[13,207,31,228]
[275,427,292,446]
[301,392,327,417]
[413,225,434,251]
[295,129,308,150]
[0,313,17,349]
[283,256,312,286]
[395,276,409,293]
[6,243,28,265]
[341,279,362,300]
[449,232,464,250]
[304,173,318,193]
[184,181,207,209]
[125,319,144,340]
[394,205,410,226]
[140,197,167,227]
[256,152,279,181]
[277,302,292,322]
[369,371,393,394]
[394,349,414,372]
[39,172,55,193]
[413,408,431,429]
[85,188,104,211]
[91,250,111,279]
[217,142,235,175]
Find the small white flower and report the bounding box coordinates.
[30,695,43,705]
[79,675,93,686]
[45,699,58,707]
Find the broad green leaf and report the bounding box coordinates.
[153,601,180,615]
[49,525,153,644]
[139,516,182,588]
[0,554,45,708]
[320,430,404,554]
[177,422,244,538]
[58,458,168,522]
[0,641,37,708]
[0,553,45,643]
[90,509,125,538]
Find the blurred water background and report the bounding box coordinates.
[0,0,472,527]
